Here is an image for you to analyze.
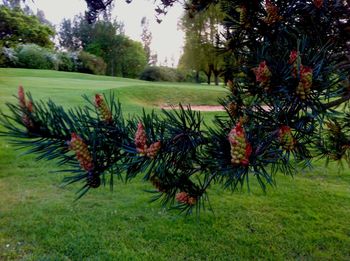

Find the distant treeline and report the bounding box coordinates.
[0,5,204,82]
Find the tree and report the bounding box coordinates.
[139,17,158,66]
[0,5,54,48]
[140,17,152,65]
[1,0,22,8]
[59,15,146,77]
[1,0,350,215]
[180,4,225,85]
[119,37,147,78]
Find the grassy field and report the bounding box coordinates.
[0,68,349,260]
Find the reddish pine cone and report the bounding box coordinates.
[18,86,26,108]
[95,94,112,123]
[296,66,313,100]
[69,133,94,171]
[176,192,197,206]
[18,86,35,128]
[27,101,34,113]
[263,0,282,25]
[313,0,323,8]
[279,126,295,151]
[253,61,272,90]
[146,141,161,159]
[135,122,148,154]
[227,102,238,117]
[228,122,252,166]
[289,50,298,64]
[18,86,34,112]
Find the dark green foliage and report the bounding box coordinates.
[182,70,207,83]
[0,44,107,75]
[15,44,58,70]
[59,16,147,78]
[0,5,54,48]
[57,52,76,72]
[139,66,186,82]
[77,51,107,75]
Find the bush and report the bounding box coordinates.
[77,51,106,75]
[183,70,207,83]
[139,66,187,82]
[15,44,58,70]
[57,52,76,72]
[1,46,18,67]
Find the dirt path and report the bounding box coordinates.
[161,105,271,112]
[160,105,225,112]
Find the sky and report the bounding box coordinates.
[27,0,185,67]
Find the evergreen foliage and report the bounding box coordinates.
[1,0,350,214]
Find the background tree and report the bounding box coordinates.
[59,15,146,77]
[179,4,225,85]
[1,0,22,8]
[0,5,54,48]
[140,17,152,65]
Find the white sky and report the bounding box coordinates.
[27,0,185,67]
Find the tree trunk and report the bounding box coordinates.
[214,71,219,86]
[204,70,211,85]
[207,73,211,85]
[195,70,200,84]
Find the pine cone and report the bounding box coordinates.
[175,192,197,205]
[69,133,94,172]
[135,122,148,154]
[27,101,34,113]
[146,141,161,159]
[279,126,295,151]
[263,0,282,25]
[176,191,188,203]
[228,122,252,166]
[296,66,313,99]
[227,102,238,117]
[18,85,26,108]
[18,86,35,129]
[289,50,298,64]
[95,94,112,123]
[253,61,272,90]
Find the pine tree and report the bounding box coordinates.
[1,0,350,214]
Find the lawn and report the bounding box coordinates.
[0,68,349,260]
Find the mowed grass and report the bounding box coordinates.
[0,68,349,260]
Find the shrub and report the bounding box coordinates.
[0,46,18,67]
[139,66,187,82]
[57,52,76,72]
[16,44,57,70]
[77,51,107,75]
[139,66,164,81]
[183,70,207,83]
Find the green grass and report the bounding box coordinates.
[0,68,350,260]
